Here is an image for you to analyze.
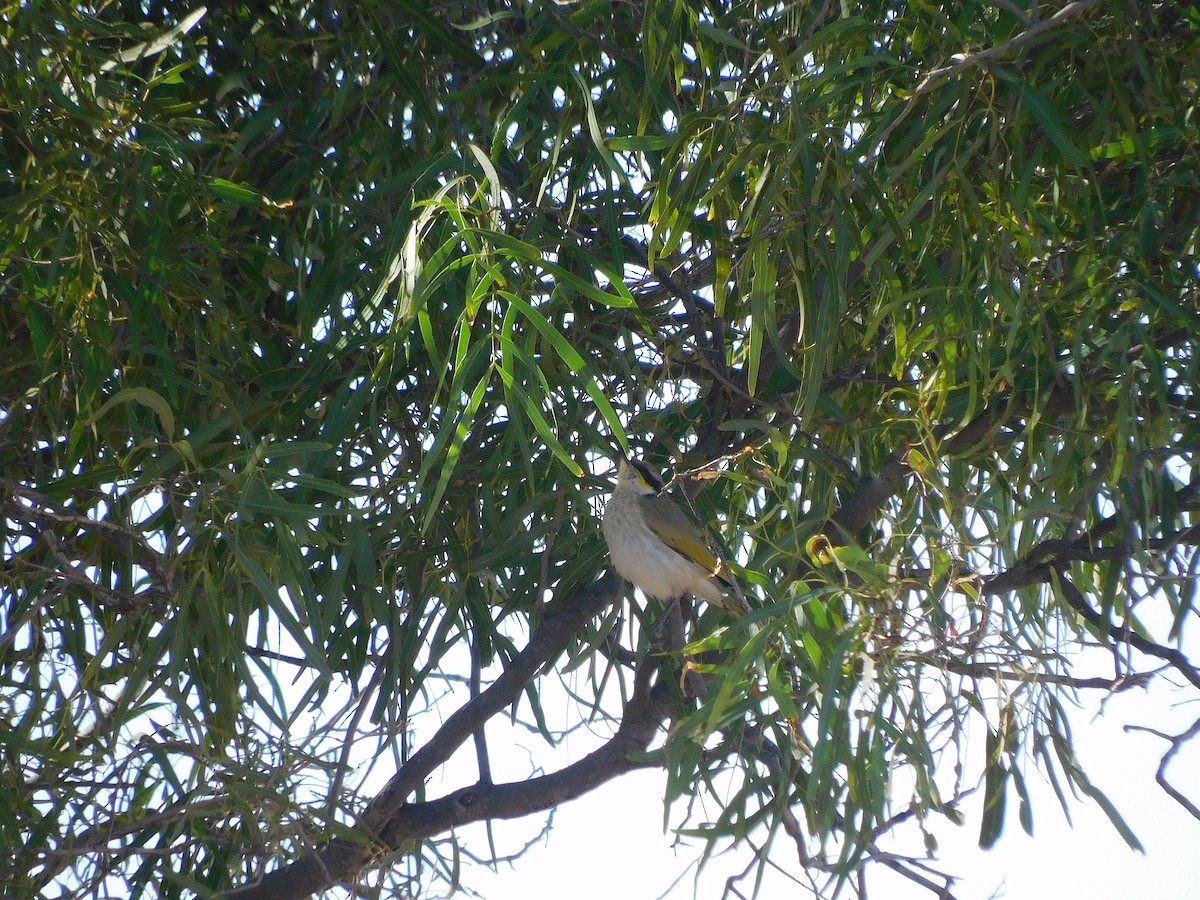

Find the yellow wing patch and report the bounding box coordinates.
[646,519,721,572]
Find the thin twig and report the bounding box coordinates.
[1125,716,1200,822]
[865,0,1101,163]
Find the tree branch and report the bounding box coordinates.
[909,0,1102,100]
[377,670,674,848]
[1050,572,1200,690]
[1125,716,1200,822]
[865,0,1103,162]
[826,386,1047,540]
[221,572,642,899]
[979,474,1200,598]
[925,658,1160,692]
[0,477,172,609]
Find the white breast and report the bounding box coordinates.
[602,499,721,603]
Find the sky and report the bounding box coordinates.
[458,662,1200,900]
[254,537,1200,900]
[258,495,1200,900]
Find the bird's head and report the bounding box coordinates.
[616,455,663,496]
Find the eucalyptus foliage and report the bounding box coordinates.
[2,2,1198,898]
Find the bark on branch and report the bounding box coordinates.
[1051,571,1200,691]
[221,572,683,900]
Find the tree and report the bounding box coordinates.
[2,1,1198,897]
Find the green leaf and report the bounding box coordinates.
[1067,756,1145,852]
[1005,76,1089,167]
[208,177,267,208]
[572,69,624,181]
[606,134,676,152]
[228,538,333,680]
[87,386,176,440]
[979,725,1009,849]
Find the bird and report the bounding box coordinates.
[602,455,744,614]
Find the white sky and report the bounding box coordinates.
[457,661,1200,900]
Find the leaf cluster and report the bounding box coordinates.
[1,2,1198,898]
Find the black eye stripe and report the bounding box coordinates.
[627,457,664,493]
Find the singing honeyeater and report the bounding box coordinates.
[602,456,743,614]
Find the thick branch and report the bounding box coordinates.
[1052,572,1200,690]
[379,671,674,847]
[221,572,629,899]
[828,387,1067,541]
[361,574,620,834]
[981,476,1200,598]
